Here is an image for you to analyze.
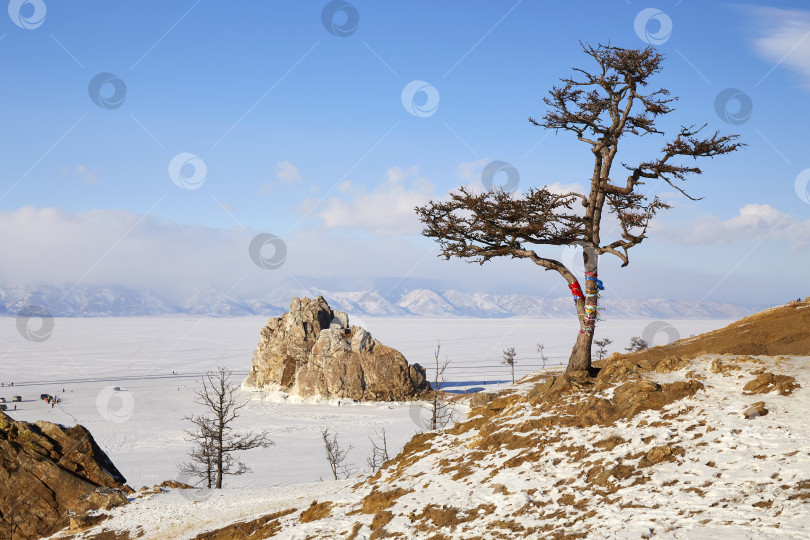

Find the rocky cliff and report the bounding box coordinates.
[243,296,429,400]
[0,412,130,539]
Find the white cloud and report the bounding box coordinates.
[260,161,302,194]
[275,161,302,184]
[0,205,804,306]
[663,204,810,249]
[0,205,527,300]
[456,158,489,181]
[750,7,810,87]
[75,164,99,184]
[0,207,250,299]
[315,165,435,235]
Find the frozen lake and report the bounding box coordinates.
[0,316,732,489]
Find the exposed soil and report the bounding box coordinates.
[595,301,810,376]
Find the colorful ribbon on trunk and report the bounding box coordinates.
[578,271,605,333]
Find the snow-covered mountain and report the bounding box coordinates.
[0,284,762,319]
[0,285,174,317]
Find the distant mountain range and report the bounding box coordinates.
[0,283,762,319]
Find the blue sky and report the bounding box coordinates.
[1,0,809,306]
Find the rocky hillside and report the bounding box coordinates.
[0,413,131,539]
[49,300,810,539]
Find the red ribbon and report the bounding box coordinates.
[568,282,585,299]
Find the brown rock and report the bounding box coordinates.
[639,445,682,467]
[743,401,769,419]
[469,392,497,408]
[0,411,129,540]
[68,513,110,532]
[527,373,703,428]
[742,372,801,396]
[655,356,689,373]
[243,297,429,401]
[159,479,195,490]
[710,358,742,375]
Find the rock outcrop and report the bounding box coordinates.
[0,411,130,539]
[243,297,429,400]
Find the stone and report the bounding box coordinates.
[0,411,130,539]
[641,445,674,466]
[243,297,429,400]
[469,392,497,409]
[742,372,801,396]
[743,401,768,419]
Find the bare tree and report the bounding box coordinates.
[593,338,613,361]
[502,347,517,384]
[179,416,216,488]
[422,341,454,430]
[416,43,742,376]
[626,336,649,353]
[180,367,273,489]
[536,343,549,370]
[366,428,390,473]
[321,428,353,480]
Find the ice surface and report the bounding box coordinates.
[0,316,732,489]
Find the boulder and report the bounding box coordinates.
[243,297,429,400]
[0,412,130,539]
[743,401,769,419]
[742,372,801,396]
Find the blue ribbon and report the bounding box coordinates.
[585,277,604,290]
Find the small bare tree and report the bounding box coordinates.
[321,428,353,480]
[179,417,216,488]
[536,343,549,370]
[502,347,517,383]
[180,367,273,489]
[593,338,613,361]
[626,336,649,352]
[366,428,390,473]
[423,341,454,430]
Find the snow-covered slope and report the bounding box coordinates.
[52,356,810,539]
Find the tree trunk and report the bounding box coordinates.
[216,435,223,489]
[566,329,593,374]
[567,252,598,375]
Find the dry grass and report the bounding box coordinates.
[299,501,333,523]
[360,487,412,515]
[190,508,296,540]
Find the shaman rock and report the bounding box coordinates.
[243,296,429,400]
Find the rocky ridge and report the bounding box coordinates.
[0,412,131,539]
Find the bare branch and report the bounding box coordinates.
[322,428,353,480]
